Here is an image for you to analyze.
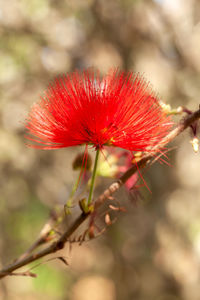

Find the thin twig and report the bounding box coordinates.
[0,107,199,279]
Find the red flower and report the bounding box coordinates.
[25,70,172,151]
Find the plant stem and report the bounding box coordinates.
[65,169,83,214]
[87,148,100,206]
[70,172,81,198]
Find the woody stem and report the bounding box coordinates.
[87,148,100,206]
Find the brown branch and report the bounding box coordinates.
[0,106,200,279]
[0,213,88,279]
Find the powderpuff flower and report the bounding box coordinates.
[25,70,172,152]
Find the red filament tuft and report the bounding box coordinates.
[25,69,172,152]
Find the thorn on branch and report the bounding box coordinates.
[57,257,69,266]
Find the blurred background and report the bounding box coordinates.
[0,0,200,299]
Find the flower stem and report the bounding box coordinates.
[87,148,100,206]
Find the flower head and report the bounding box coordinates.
[25,70,172,152]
